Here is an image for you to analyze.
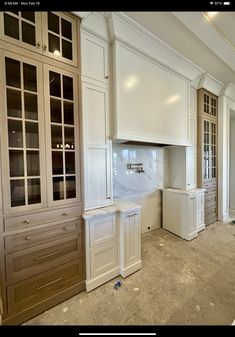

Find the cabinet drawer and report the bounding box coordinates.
[4,205,82,232]
[4,219,83,251]
[205,194,217,208]
[203,181,216,190]
[90,240,119,278]
[205,214,217,225]
[89,214,116,248]
[7,258,84,314]
[205,205,217,218]
[5,234,83,284]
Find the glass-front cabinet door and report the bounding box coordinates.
[42,12,78,66]
[44,64,80,206]
[0,51,46,212]
[0,12,42,53]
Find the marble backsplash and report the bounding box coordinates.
[112,143,170,198]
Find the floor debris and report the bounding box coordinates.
[196,305,200,311]
[160,243,164,247]
[210,302,215,306]
[133,287,139,291]
[114,280,122,289]
[62,307,68,313]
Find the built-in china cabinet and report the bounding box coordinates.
[197,88,218,225]
[0,12,84,325]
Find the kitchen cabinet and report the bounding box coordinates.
[81,31,110,85]
[0,12,79,66]
[198,88,217,225]
[84,212,120,292]
[163,188,200,241]
[0,12,84,325]
[81,31,112,210]
[118,208,142,278]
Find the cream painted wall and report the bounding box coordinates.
[230,111,235,210]
[112,143,170,233]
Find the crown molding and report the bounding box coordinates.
[220,83,235,101]
[108,12,204,82]
[198,73,224,96]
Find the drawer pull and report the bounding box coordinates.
[24,219,30,224]
[35,249,62,262]
[25,236,31,241]
[126,213,138,217]
[62,212,68,216]
[63,227,70,231]
[189,197,196,200]
[36,276,63,291]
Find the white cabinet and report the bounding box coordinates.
[82,82,112,210]
[81,31,110,85]
[169,88,197,189]
[84,212,120,292]
[163,189,198,241]
[81,31,112,210]
[163,188,205,240]
[119,208,142,278]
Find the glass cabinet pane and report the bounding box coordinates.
[4,13,19,40]
[10,179,25,207]
[25,122,39,148]
[21,12,35,23]
[63,75,73,100]
[66,176,76,199]
[52,151,63,174]
[24,93,38,120]
[50,99,62,123]
[49,33,60,54]
[62,40,72,60]
[64,102,74,125]
[64,127,75,149]
[50,72,61,97]
[8,120,23,147]
[7,89,22,118]
[23,63,37,92]
[28,178,41,204]
[22,21,36,46]
[27,151,40,176]
[53,176,64,200]
[62,18,72,39]
[9,150,24,177]
[48,12,59,34]
[6,58,21,88]
[51,125,62,149]
[65,152,75,174]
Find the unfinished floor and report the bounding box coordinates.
[24,221,235,325]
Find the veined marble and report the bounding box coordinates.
[112,143,170,233]
[113,143,170,197]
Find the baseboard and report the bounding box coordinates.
[184,230,198,241]
[218,211,229,222]
[120,260,142,278]
[86,267,120,292]
[229,208,235,218]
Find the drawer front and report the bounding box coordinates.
[90,240,119,278]
[205,205,217,219]
[7,258,85,313]
[6,234,83,284]
[4,205,82,232]
[89,214,116,248]
[205,194,217,208]
[205,214,217,225]
[4,219,83,251]
[203,180,216,190]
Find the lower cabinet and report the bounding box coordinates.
[84,202,142,292]
[163,188,205,241]
[2,208,85,325]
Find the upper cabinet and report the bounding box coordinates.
[0,12,79,67]
[0,50,81,213]
[81,31,109,86]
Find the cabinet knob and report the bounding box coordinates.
[106,197,111,200]
[62,212,68,216]
[24,219,30,224]
[25,236,31,241]
[36,42,41,49]
[63,227,69,231]
[43,45,47,51]
[105,75,109,79]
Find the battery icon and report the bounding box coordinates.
[223,1,230,4]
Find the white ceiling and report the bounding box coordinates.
[124,11,235,85]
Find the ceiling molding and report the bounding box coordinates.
[172,12,235,72]
[108,12,204,82]
[198,73,224,96]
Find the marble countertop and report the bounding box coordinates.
[163,188,206,195]
[83,198,141,219]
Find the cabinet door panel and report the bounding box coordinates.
[0,12,42,54]
[0,51,46,213]
[81,32,109,84]
[124,212,140,265]
[90,241,118,278]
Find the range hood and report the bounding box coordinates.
[109,13,192,147]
